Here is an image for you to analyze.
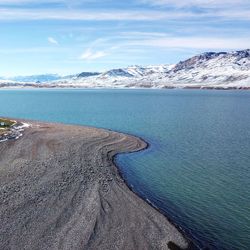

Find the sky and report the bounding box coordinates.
[0,0,250,76]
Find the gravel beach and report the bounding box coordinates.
[0,120,190,250]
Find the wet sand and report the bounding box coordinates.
[0,120,190,250]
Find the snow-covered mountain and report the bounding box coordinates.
[77,72,100,78]
[0,74,65,83]
[97,65,173,79]
[60,65,175,88]
[53,49,250,89]
[166,49,250,88]
[1,49,250,89]
[0,72,93,84]
[0,73,100,83]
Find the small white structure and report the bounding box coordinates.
[0,122,5,126]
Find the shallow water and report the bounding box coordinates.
[0,89,249,249]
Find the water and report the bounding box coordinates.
[0,89,249,249]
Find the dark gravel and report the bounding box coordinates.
[0,120,189,250]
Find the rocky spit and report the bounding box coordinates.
[0,120,191,250]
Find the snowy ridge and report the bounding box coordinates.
[1,49,250,89]
[167,49,250,88]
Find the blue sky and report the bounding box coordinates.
[0,0,250,76]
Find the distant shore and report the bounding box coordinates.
[0,119,193,250]
[0,85,249,90]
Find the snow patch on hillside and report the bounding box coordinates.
[1,49,250,89]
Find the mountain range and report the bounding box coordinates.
[1,49,249,89]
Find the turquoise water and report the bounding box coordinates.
[0,89,249,249]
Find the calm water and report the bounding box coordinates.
[0,89,249,249]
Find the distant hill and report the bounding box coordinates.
[0,74,63,83]
[1,49,250,89]
[77,72,100,78]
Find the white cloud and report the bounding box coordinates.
[140,0,249,8]
[0,8,194,21]
[0,0,63,4]
[128,36,250,50]
[80,49,107,60]
[0,7,250,22]
[48,37,58,45]
[0,0,94,3]
[1,0,249,11]
[87,32,250,51]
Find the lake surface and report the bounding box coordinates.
[0,89,249,249]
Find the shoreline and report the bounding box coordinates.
[0,85,249,91]
[113,147,200,250]
[0,119,195,250]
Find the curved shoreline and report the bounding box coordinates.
[0,119,193,250]
[113,145,199,250]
